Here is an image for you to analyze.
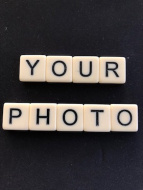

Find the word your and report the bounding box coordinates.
[19,55,126,83]
[3,103,138,132]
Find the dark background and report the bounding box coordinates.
[0,0,143,189]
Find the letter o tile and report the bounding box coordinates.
[111,104,138,132]
[46,56,72,82]
[57,104,83,131]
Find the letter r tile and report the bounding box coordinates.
[19,55,46,82]
[3,103,30,130]
[99,57,126,84]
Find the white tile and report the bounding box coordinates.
[57,104,83,131]
[111,104,138,132]
[29,103,57,131]
[99,57,126,84]
[73,56,99,83]
[84,104,111,132]
[3,103,30,130]
[46,56,72,82]
[19,55,46,82]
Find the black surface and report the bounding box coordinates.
[0,0,143,190]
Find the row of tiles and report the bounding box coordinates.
[20,55,126,83]
[3,103,138,132]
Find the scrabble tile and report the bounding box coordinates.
[111,104,138,132]
[73,56,99,83]
[3,103,30,130]
[46,56,72,82]
[57,104,83,131]
[84,104,111,132]
[99,57,126,84]
[29,103,57,131]
[19,55,46,82]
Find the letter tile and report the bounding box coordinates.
[99,57,126,84]
[84,104,111,132]
[73,56,99,83]
[57,104,83,131]
[3,103,30,130]
[111,104,138,132]
[46,56,72,82]
[29,103,57,131]
[19,55,46,82]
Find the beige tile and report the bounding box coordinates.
[57,104,83,131]
[3,103,30,130]
[99,57,126,84]
[19,55,46,82]
[46,56,72,82]
[84,104,111,132]
[111,104,138,132]
[29,103,57,131]
[73,56,99,83]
